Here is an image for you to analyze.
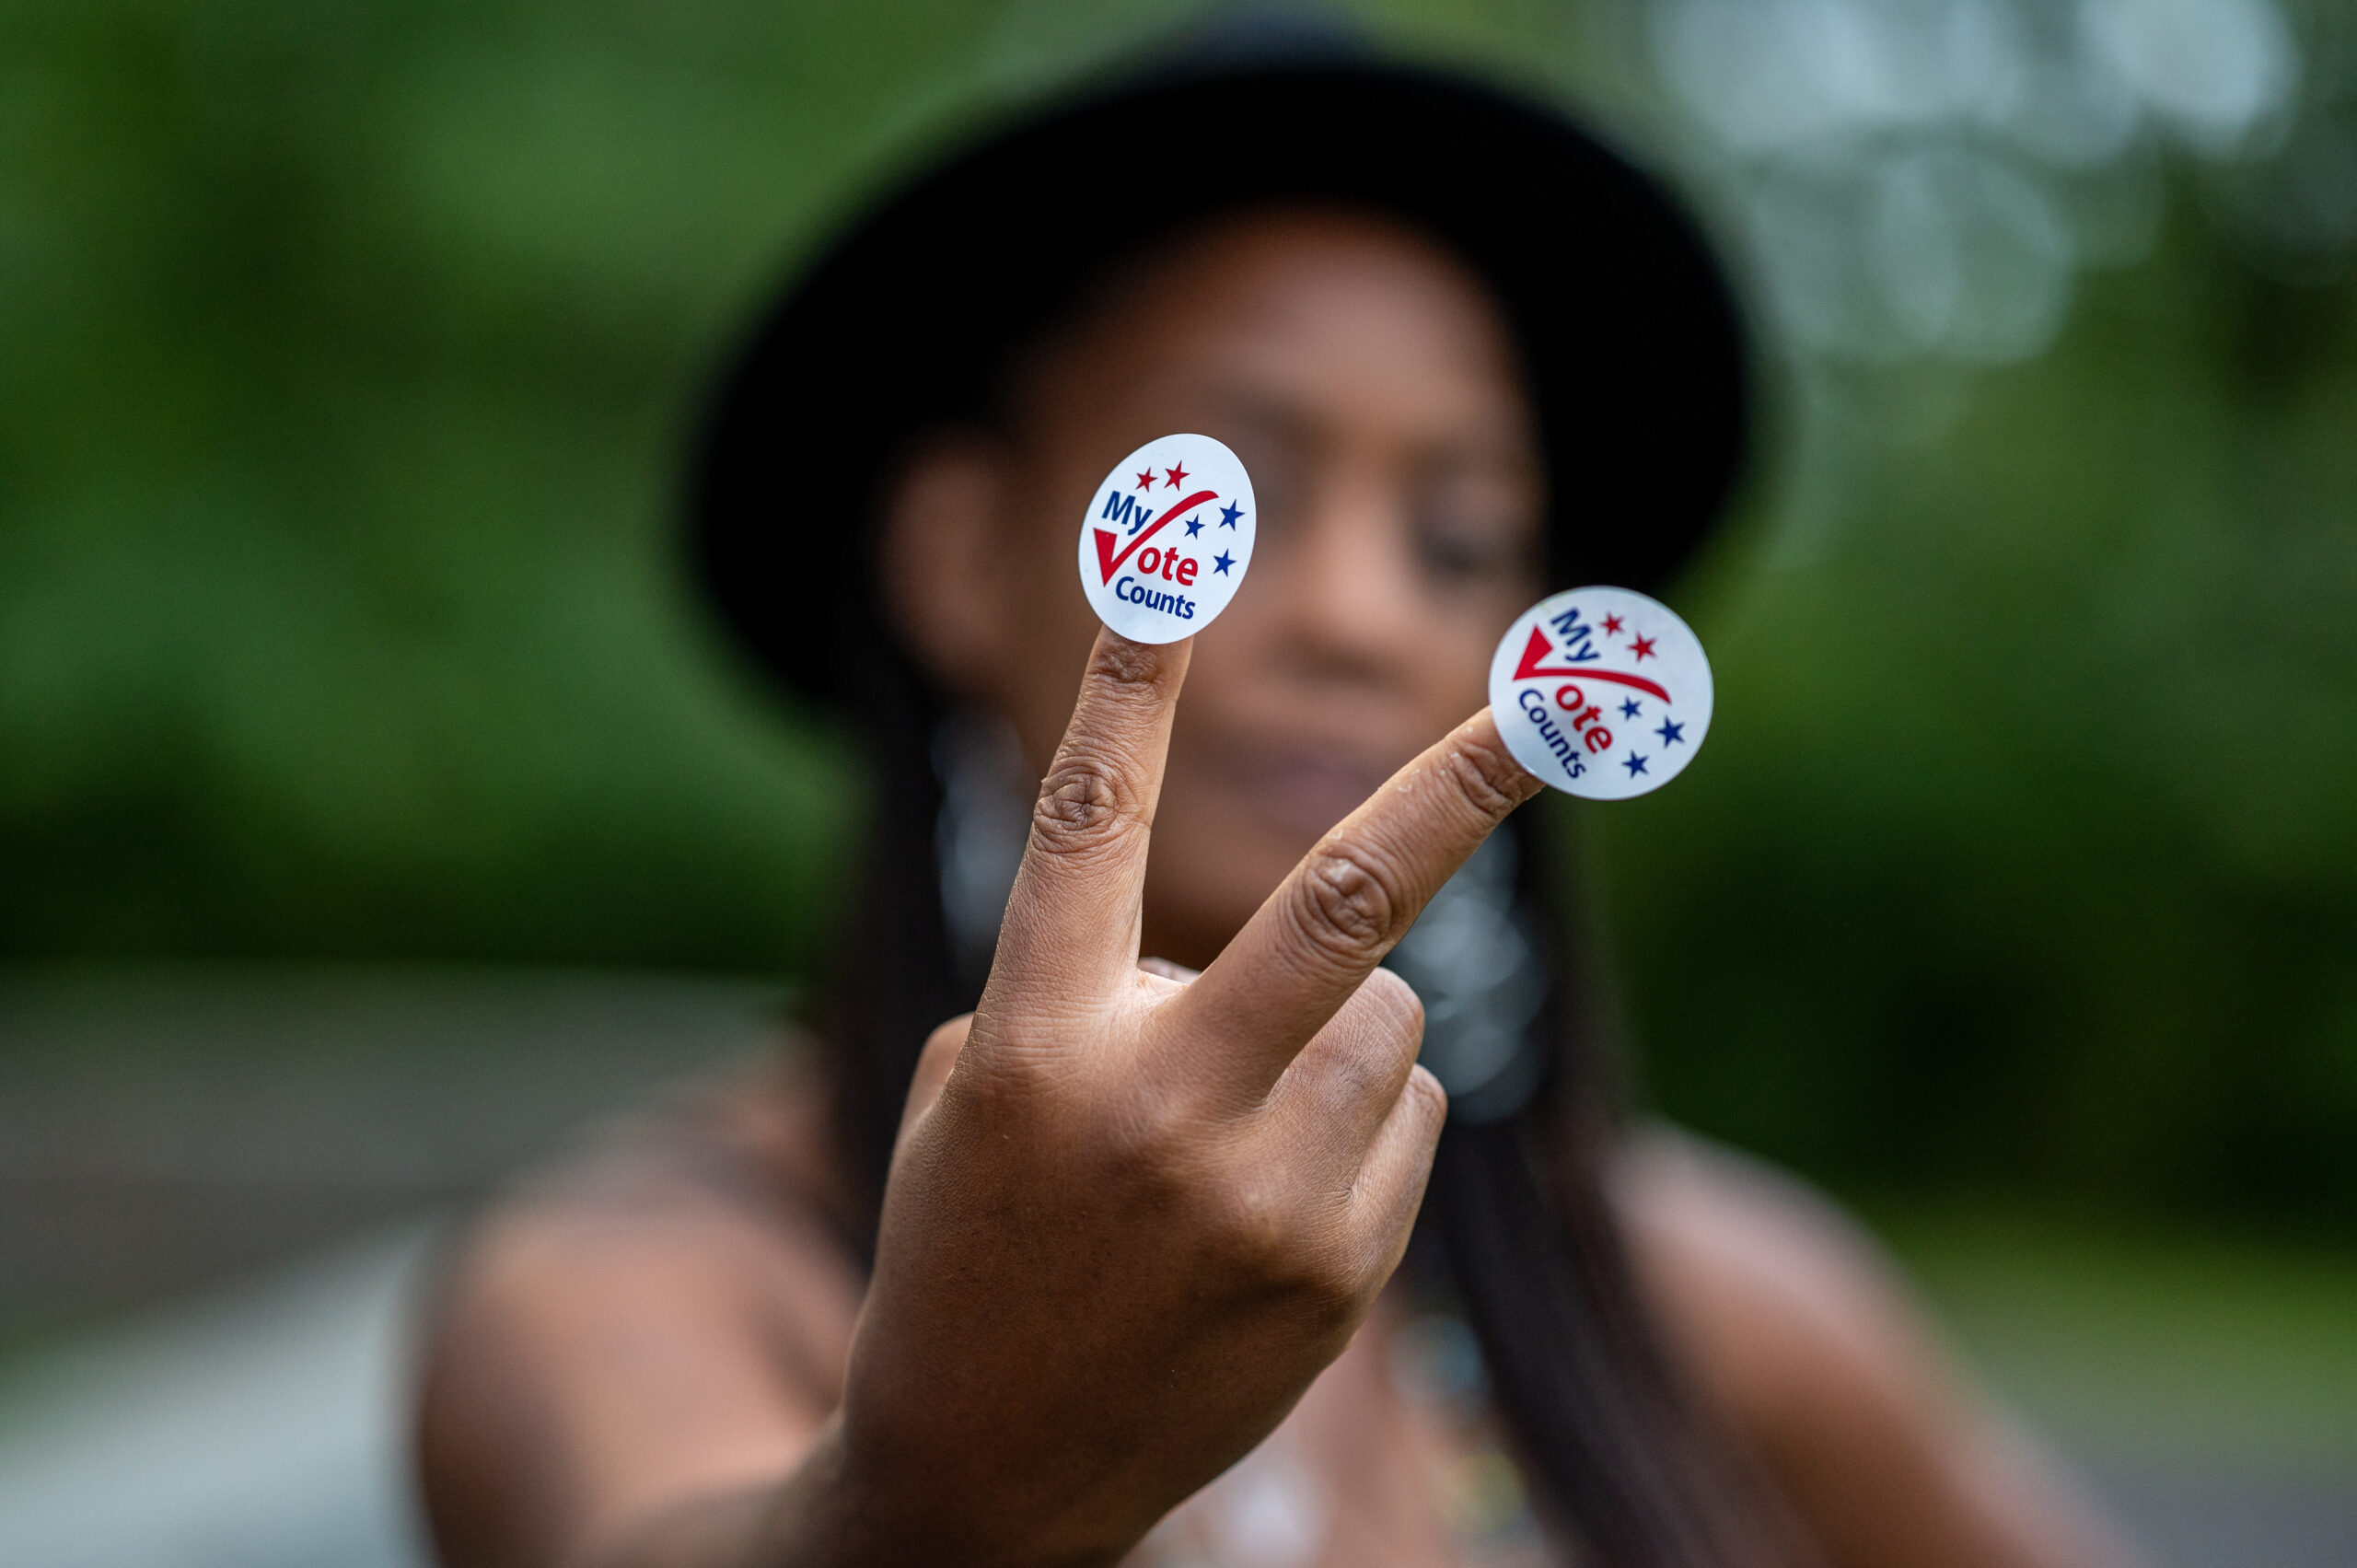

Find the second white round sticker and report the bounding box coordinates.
[1489,587,1713,800]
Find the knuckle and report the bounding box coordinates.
[1171,1173,1371,1328]
[1201,1177,1363,1304]
[1357,968,1426,1040]
[1399,1062,1449,1128]
[1441,728,1535,820]
[1205,1179,1303,1276]
[1094,1086,1192,1170]
[1030,749,1139,862]
[940,1043,1038,1114]
[1287,842,1411,964]
[1086,634,1169,695]
[1313,974,1424,1103]
[919,1015,972,1063]
[1283,1274,1362,1335]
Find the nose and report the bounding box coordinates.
[1256,454,1426,689]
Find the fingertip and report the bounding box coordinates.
[919,1013,974,1059]
[1438,707,1547,820]
[896,1014,975,1160]
[1086,626,1192,693]
[1356,967,1426,1038]
[1464,706,1521,775]
[1349,1063,1448,1249]
[1403,1062,1448,1130]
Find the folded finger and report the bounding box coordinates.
[1341,1063,1448,1272]
[1267,969,1427,1157]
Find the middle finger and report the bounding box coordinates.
[1155,708,1542,1106]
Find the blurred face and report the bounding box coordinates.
[884,209,1544,969]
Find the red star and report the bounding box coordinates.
[1134,469,1155,491]
[1602,614,1625,635]
[1628,633,1658,662]
[1164,462,1189,490]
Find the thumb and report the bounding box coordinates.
[893,1013,973,1165]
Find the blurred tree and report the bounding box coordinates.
[1591,0,2357,1228]
[0,0,2349,1228]
[0,0,1008,967]
[1598,213,2357,1227]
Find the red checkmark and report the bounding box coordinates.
[1093,490,1218,582]
[1510,626,1671,703]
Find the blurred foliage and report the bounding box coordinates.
[0,0,2351,1225]
[1599,195,2357,1226]
[0,0,988,966]
[1866,1199,2357,1466]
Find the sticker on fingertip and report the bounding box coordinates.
[1489,587,1713,799]
[1077,434,1255,643]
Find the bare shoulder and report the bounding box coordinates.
[1607,1125,1929,1436]
[416,1051,865,1568]
[1607,1126,2146,1568]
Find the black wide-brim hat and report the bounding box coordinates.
[691,29,1751,717]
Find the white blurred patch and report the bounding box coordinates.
[1648,0,2308,365]
[1137,1431,1329,1568]
[2083,0,2298,156]
[0,1228,435,1568]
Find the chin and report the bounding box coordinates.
[1201,750,1392,840]
[1144,796,1334,956]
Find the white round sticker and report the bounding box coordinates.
[1489,587,1713,800]
[1076,434,1256,644]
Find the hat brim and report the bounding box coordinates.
[690,58,1750,715]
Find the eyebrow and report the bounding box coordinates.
[1188,378,1539,480]
[1189,381,1318,445]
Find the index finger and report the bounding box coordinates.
[1159,708,1543,1096]
[981,629,1190,1016]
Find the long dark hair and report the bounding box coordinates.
[813,549,1804,1568]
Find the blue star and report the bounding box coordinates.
[1212,550,1235,575]
[1655,718,1685,746]
[1620,698,1643,719]
[1184,516,1202,538]
[1218,501,1243,528]
[1622,753,1649,776]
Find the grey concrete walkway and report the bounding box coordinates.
[0,965,782,1568]
[7,1221,2355,1568]
[0,1228,435,1568]
[0,967,2349,1567]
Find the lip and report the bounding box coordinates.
[1182,737,1403,840]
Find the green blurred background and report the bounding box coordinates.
[2,0,2352,1238]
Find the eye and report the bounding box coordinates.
[1412,467,1540,587]
[1214,424,1303,540]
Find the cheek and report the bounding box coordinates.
[1416,585,1528,713]
[977,526,1104,772]
[1010,617,1104,775]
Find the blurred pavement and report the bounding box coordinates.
[0,966,783,1567]
[0,968,2350,1567]
[0,1228,433,1568]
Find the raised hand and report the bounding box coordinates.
[816,630,1542,1566]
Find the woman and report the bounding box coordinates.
[415,35,2143,1568]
